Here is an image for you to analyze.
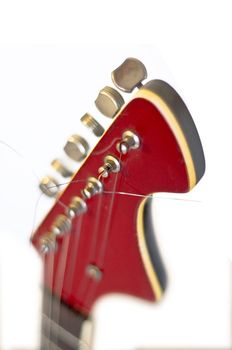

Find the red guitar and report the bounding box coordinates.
[32,58,205,350]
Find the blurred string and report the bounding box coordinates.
[0,139,203,350]
[0,140,40,181]
[46,181,202,202]
[0,139,202,237]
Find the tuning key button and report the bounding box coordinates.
[51,159,73,178]
[95,86,124,119]
[66,196,87,219]
[39,176,59,197]
[112,58,147,93]
[117,131,140,154]
[98,155,121,178]
[82,177,103,199]
[64,135,89,162]
[81,113,105,137]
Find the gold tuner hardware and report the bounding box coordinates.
[117,130,140,154]
[40,232,56,254]
[95,86,124,119]
[98,155,121,178]
[82,177,103,199]
[64,134,89,162]
[39,176,60,197]
[81,113,105,137]
[51,159,74,178]
[51,214,72,236]
[65,196,87,219]
[112,57,147,93]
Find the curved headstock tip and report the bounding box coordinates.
[136,80,205,191]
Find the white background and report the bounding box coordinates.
[0,1,232,350]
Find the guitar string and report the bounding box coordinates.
[47,181,202,203]
[45,148,122,341]
[54,207,94,348]
[49,179,110,348]
[28,179,88,349]
[91,137,121,156]
[0,140,202,349]
[79,153,123,307]
[31,179,107,349]
[75,193,104,301]
[36,186,202,350]
[52,219,72,348]
[34,179,202,316]
[43,187,89,349]
[50,173,202,312]
[0,140,57,349]
[96,153,123,267]
[32,180,202,350]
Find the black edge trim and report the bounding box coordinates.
[142,80,206,184]
[143,197,167,292]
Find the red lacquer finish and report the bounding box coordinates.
[32,97,190,315]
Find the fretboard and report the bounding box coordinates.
[41,288,92,350]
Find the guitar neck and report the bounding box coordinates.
[41,289,92,350]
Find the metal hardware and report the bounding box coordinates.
[39,176,59,197]
[51,214,72,236]
[65,196,87,219]
[95,86,124,118]
[117,130,140,154]
[112,57,147,92]
[98,155,121,178]
[64,135,89,162]
[51,159,74,178]
[81,113,105,137]
[40,232,56,254]
[82,177,103,199]
[86,264,102,281]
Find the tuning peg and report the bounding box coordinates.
[64,135,89,162]
[39,176,60,197]
[112,57,147,93]
[51,214,72,236]
[81,113,105,137]
[95,86,124,118]
[116,130,140,154]
[40,214,72,254]
[40,232,56,254]
[98,155,121,178]
[65,196,87,219]
[51,159,74,178]
[82,177,103,199]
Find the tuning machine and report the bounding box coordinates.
[117,131,140,154]
[51,159,74,178]
[98,155,121,178]
[95,86,124,119]
[40,232,57,254]
[66,196,87,219]
[39,176,60,197]
[64,134,89,162]
[40,214,72,254]
[112,57,147,93]
[81,113,105,137]
[82,177,103,199]
[51,214,72,236]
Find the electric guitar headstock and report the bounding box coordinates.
[32,58,205,350]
